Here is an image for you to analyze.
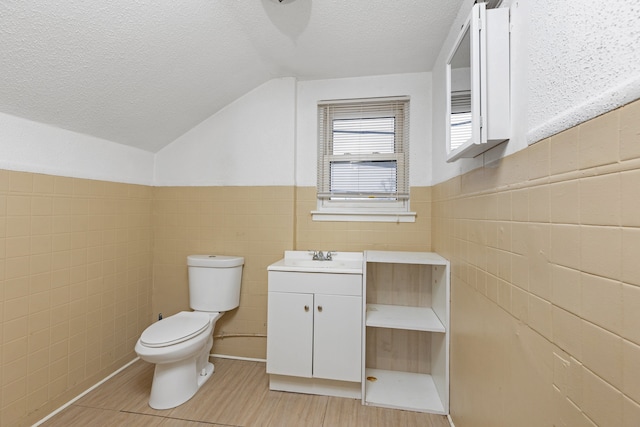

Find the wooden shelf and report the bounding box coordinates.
[364,368,446,415]
[366,304,445,332]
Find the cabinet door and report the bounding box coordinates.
[313,294,362,382]
[266,292,314,377]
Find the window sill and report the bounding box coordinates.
[311,210,416,223]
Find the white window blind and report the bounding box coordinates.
[450,91,472,151]
[317,97,410,202]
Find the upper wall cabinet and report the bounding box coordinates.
[446,3,510,162]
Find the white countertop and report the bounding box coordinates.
[268,251,363,274]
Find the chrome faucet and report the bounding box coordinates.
[310,250,335,261]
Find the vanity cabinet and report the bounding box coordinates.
[266,270,363,398]
[362,251,450,414]
[267,290,361,381]
[266,291,314,378]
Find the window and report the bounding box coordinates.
[313,97,415,222]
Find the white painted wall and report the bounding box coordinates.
[432,0,640,185]
[154,77,296,186]
[296,73,432,187]
[526,0,640,144]
[155,73,432,188]
[0,111,154,185]
[4,0,638,189]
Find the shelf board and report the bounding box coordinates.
[366,304,445,332]
[364,368,446,414]
[365,250,448,266]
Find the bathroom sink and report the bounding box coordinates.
[287,259,347,268]
[268,251,363,274]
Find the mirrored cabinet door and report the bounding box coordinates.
[446,3,510,162]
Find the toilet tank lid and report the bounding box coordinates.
[187,255,244,268]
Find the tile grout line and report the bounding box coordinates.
[119,409,240,426]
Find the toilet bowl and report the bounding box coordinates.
[135,311,223,409]
[135,255,244,410]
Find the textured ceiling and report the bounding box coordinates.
[0,0,465,152]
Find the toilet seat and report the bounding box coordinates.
[140,311,211,348]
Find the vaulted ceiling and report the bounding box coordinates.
[0,0,466,152]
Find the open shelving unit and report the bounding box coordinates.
[366,304,445,332]
[362,250,450,415]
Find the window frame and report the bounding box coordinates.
[312,97,415,223]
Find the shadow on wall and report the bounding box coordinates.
[261,0,312,41]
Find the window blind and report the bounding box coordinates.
[450,90,471,114]
[317,97,410,201]
[450,91,472,150]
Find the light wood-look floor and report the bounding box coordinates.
[41,358,450,427]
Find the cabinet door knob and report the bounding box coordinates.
[317,305,323,312]
[304,305,309,312]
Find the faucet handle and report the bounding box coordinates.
[325,251,336,261]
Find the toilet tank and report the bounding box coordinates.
[187,255,244,312]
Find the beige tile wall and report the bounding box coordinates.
[432,99,640,427]
[151,186,432,361]
[152,186,295,360]
[0,171,153,426]
[295,186,432,252]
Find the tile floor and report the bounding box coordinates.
[40,358,450,427]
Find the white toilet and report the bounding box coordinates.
[135,254,244,410]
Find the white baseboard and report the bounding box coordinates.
[210,353,266,363]
[32,357,140,427]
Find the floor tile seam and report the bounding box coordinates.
[156,411,242,426]
[318,394,331,427]
[118,408,245,426]
[71,402,119,411]
[118,409,167,420]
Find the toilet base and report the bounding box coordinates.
[149,359,215,410]
[198,361,215,388]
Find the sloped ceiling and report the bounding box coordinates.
[0,0,465,152]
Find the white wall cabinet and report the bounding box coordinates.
[266,270,363,398]
[362,251,450,414]
[446,2,510,162]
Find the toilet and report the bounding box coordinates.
[135,254,244,410]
